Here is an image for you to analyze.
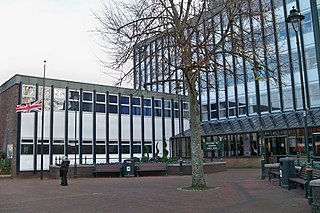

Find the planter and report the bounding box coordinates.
[167,161,226,175]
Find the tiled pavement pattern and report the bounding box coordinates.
[0,169,310,213]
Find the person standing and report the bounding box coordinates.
[59,156,70,186]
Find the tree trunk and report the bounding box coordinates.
[188,81,207,188]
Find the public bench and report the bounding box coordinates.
[288,167,320,197]
[268,168,281,186]
[92,163,123,177]
[137,163,168,177]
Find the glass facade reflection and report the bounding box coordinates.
[133,0,320,162]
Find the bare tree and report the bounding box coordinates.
[94,0,281,189]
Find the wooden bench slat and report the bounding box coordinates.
[137,163,168,177]
[288,167,320,198]
[93,164,123,177]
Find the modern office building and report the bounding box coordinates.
[132,0,320,162]
[0,75,189,175]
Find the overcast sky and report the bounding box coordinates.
[0,0,129,87]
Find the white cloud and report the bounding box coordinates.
[0,0,128,87]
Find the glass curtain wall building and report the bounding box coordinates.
[133,0,320,163]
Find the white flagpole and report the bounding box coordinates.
[40,60,46,180]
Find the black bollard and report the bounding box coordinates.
[179,158,183,176]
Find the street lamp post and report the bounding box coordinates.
[74,91,79,179]
[252,61,265,179]
[40,60,46,180]
[285,6,309,163]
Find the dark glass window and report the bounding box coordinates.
[120,96,129,104]
[144,99,151,106]
[155,109,161,117]
[211,111,218,119]
[83,103,92,112]
[164,109,171,117]
[164,100,171,108]
[121,145,130,154]
[121,106,129,114]
[133,142,141,154]
[83,92,92,101]
[109,144,118,154]
[109,105,118,113]
[69,101,79,111]
[96,94,105,102]
[144,144,152,153]
[96,145,105,154]
[69,91,79,100]
[21,144,33,154]
[132,97,140,105]
[52,145,64,154]
[109,95,118,103]
[155,99,161,107]
[82,145,92,154]
[68,145,78,154]
[37,145,49,154]
[133,106,141,115]
[96,103,105,113]
[144,108,151,116]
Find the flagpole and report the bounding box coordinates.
[40,60,46,180]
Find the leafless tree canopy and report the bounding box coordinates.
[94,0,281,188]
[94,0,281,88]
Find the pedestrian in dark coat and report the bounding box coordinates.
[59,156,70,186]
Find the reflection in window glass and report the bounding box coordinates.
[21,139,33,154]
[54,88,66,110]
[22,85,36,103]
[38,86,51,110]
[21,144,33,154]
[144,141,152,154]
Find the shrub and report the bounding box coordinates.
[0,157,11,175]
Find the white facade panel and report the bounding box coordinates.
[82,113,93,140]
[37,111,50,138]
[53,111,65,139]
[96,114,106,140]
[143,117,152,139]
[121,116,130,140]
[21,113,35,138]
[133,117,142,140]
[109,114,118,140]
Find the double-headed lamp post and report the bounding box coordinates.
[74,91,79,179]
[285,7,309,162]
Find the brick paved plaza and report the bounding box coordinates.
[0,169,310,213]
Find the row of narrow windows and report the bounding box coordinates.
[21,85,189,118]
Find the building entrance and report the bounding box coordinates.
[265,136,286,163]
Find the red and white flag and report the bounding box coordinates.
[16,100,42,113]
